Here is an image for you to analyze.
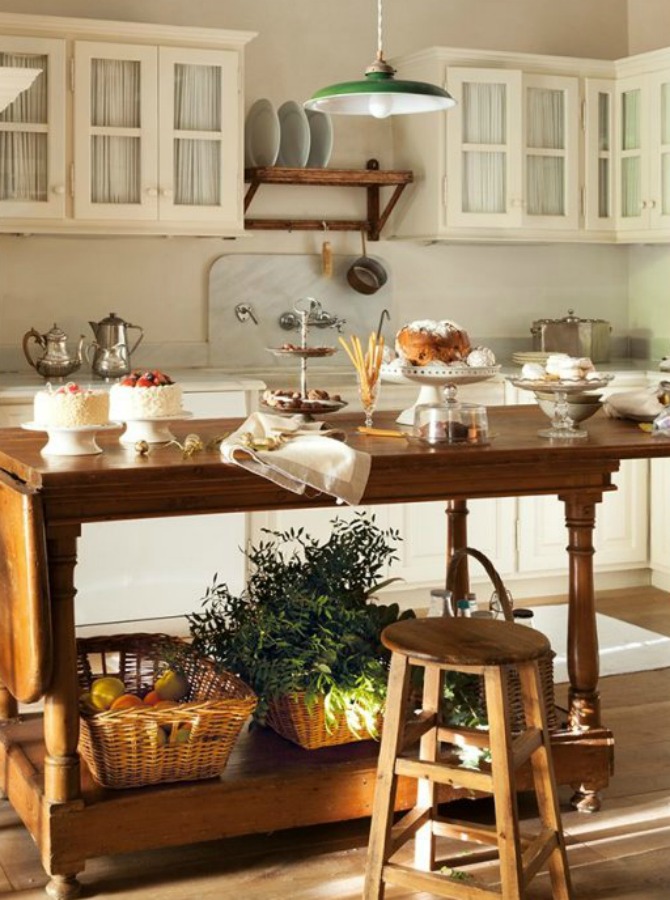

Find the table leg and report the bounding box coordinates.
[445,499,469,598]
[0,676,18,721]
[43,525,84,899]
[561,490,604,813]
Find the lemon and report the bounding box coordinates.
[154,669,189,701]
[89,676,126,711]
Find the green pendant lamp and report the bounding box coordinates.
[304,0,455,118]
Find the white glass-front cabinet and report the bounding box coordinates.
[615,70,670,233]
[74,43,240,228]
[584,78,615,233]
[446,68,579,232]
[0,35,66,219]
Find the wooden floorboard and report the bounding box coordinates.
[0,586,668,898]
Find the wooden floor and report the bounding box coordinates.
[1,586,669,899]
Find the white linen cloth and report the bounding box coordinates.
[220,412,371,506]
[603,387,666,422]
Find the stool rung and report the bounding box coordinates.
[402,710,438,749]
[432,817,500,847]
[383,862,501,899]
[438,724,491,749]
[395,757,493,793]
[512,726,543,768]
[390,805,431,854]
[522,826,560,884]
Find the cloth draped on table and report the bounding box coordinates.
[603,385,668,422]
[220,412,371,506]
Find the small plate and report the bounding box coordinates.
[22,422,120,456]
[267,346,338,358]
[244,99,280,168]
[277,101,310,168]
[305,110,333,168]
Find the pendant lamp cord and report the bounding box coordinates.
[377,0,384,61]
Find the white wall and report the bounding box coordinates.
[0,0,635,372]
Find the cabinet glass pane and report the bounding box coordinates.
[621,156,641,217]
[598,92,610,152]
[599,159,610,218]
[174,64,221,131]
[91,59,140,128]
[662,83,670,145]
[462,82,505,145]
[527,88,564,150]
[462,152,505,213]
[0,53,48,202]
[621,90,640,151]
[662,153,670,215]
[91,135,140,203]
[527,156,564,216]
[174,138,220,205]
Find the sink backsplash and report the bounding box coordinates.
[208,254,392,372]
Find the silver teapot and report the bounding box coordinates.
[23,323,86,380]
[88,312,143,380]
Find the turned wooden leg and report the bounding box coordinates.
[0,676,18,721]
[445,499,469,598]
[43,525,84,897]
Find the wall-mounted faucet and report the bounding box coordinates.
[279,299,346,332]
[234,302,259,325]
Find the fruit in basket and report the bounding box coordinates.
[109,693,145,711]
[142,689,160,705]
[153,700,179,711]
[174,723,192,744]
[89,676,126,711]
[154,669,189,701]
[78,691,98,714]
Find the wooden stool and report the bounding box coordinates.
[364,617,573,900]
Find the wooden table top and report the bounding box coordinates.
[0,406,667,524]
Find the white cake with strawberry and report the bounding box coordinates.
[34,383,110,429]
[109,370,183,421]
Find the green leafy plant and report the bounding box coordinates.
[188,513,413,737]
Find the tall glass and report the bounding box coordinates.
[357,372,381,428]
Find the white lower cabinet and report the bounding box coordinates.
[650,458,670,590]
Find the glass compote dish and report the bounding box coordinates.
[510,376,614,439]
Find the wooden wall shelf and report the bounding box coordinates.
[243,158,413,241]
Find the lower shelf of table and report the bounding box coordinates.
[0,714,614,870]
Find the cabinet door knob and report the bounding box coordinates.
[160,188,173,198]
[51,185,66,196]
[146,187,159,197]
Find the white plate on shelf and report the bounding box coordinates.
[305,110,333,168]
[277,100,310,168]
[244,98,280,168]
[21,422,121,456]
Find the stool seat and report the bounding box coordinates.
[365,615,573,900]
[382,617,551,667]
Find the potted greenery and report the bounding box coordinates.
[188,513,414,749]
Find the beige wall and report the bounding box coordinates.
[628,0,670,54]
[0,0,638,372]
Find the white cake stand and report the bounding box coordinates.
[21,422,120,456]
[118,412,193,445]
[381,364,501,425]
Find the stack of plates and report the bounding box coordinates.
[512,350,551,366]
[244,98,333,169]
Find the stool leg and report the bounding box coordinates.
[484,665,525,900]
[518,661,574,900]
[364,652,412,900]
[414,664,442,871]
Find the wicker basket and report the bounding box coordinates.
[76,634,257,789]
[266,692,383,750]
[445,548,558,733]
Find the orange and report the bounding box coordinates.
[110,693,144,711]
[153,699,179,711]
[143,690,161,706]
[89,676,126,711]
[154,669,190,701]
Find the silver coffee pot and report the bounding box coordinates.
[23,323,86,380]
[88,312,143,380]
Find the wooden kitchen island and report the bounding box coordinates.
[1,406,668,898]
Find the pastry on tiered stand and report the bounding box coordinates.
[25,382,116,455]
[382,319,499,425]
[109,370,191,444]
